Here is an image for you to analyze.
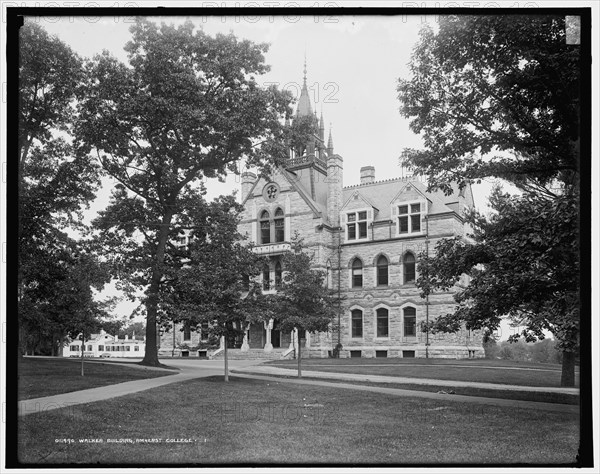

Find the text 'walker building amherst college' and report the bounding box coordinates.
[161,67,484,360]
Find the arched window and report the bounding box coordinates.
[351,259,363,288]
[262,263,270,291]
[403,252,416,284]
[260,210,271,244]
[403,307,417,337]
[183,321,191,341]
[326,260,332,289]
[376,308,389,338]
[376,255,389,286]
[274,208,285,242]
[275,260,282,288]
[351,309,363,338]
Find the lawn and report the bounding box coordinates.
[17,375,579,465]
[264,358,579,387]
[18,357,176,400]
[238,374,579,405]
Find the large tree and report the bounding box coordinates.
[275,236,338,377]
[18,21,103,355]
[77,19,298,366]
[397,15,582,386]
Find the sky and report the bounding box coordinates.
[35,14,453,206]
[15,9,596,341]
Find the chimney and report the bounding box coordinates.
[241,171,257,201]
[360,166,375,184]
[125,334,129,341]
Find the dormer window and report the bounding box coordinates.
[346,210,368,241]
[396,201,425,235]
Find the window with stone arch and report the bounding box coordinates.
[274,207,285,242]
[376,307,389,338]
[275,260,282,288]
[351,258,363,288]
[403,306,417,338]
[262,262,271,291]
[326,260,332,289]
[376,255,389,286]
[351,308,363,338]
[403,252,416,284]
[259,210,271,244]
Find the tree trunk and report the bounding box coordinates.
[224,340,229,382]
[561,351,576,387]
[297,336,302,378]
[141,207,174,367]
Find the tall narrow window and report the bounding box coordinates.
[351,309,363,338]
[376,255,389,286]
[262,263,270,291]
[274,208,285,242]
[275,260,282,288]
[404,252,416,283]
[347,213,356,240]
[183,321,191,341]
[352,259,363,288]
[376,308,389,338]
[260,210,271,244]
[200,321,209,340]
[403,307,416,337]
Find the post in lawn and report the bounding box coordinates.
[80,331,85,377]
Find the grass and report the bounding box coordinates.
[17,375,579,465]
[240,374,579,405]
[18,357,176,400]
[264,358,579,387]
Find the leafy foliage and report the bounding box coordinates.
[76,19,297,365]
[275,235,338,376]
[18,22,104,355]
[398,15,581,386]
[398,15,580,194]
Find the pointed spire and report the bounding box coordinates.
[319,109,325,140]
[296,56,313,117]
[327,123,334,154]
[303,52,307,86]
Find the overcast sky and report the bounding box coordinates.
[33,13,504,208]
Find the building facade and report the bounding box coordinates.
[160,67,484,359]
[63,330,146,358]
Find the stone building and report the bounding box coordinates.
[159,66,484,359]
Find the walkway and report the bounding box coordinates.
[18,358,259,417]
[231,366,580,394]
[18,359,579,416]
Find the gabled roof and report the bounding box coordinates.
[342,177,465,220]
[341,189,379,212]
[241,167,325,219]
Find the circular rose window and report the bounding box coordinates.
[263,182,280,202]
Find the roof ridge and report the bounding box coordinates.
[343,175,419,189]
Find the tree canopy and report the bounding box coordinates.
[76,18,298,366]
[397,15,582,386]
[18,21,105,356]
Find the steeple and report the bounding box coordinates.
[327,124,334,154]
[319,110,325,140]
[296,56,313,117]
